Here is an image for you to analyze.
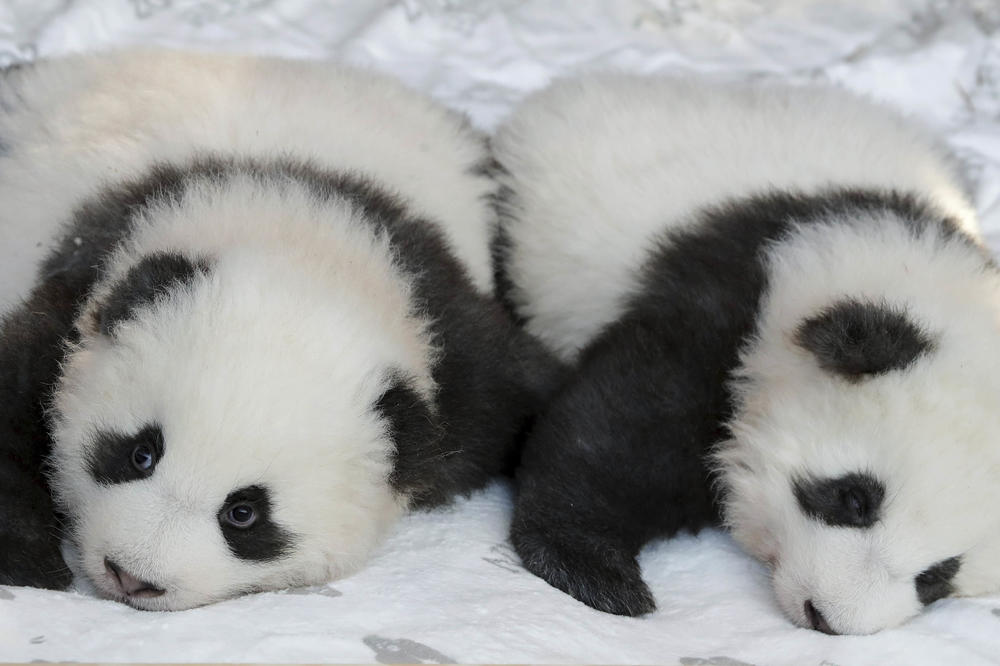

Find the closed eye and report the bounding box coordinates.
[792,471,885,528]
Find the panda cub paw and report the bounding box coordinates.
[511,515,655,616]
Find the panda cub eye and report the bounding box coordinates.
[217,485,295,561]
[224,503,257,529]
[131,444,156,472]
[89,423,165,485]
[792,471,885,528]
[841,487,866,522]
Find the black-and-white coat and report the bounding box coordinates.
[0,50,562,611]
[494,74,1000,635]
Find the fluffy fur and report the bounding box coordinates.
[0,50,563,610]
[495,74,1000,634]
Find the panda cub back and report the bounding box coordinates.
[0,51,563,610]
[494,75,976,360]
[495,74,1000,634]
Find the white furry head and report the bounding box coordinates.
[47,175,433,610]
[716,213,1000,634]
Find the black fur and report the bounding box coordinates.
[915,556,961,606]
[490,182,522,320]
[375,372,444,497]
[87,424,165,485]
[792,472,885,528]
[796,299,934,380]
[507,188,978,616]
[217,485,295,562]
[96,253,208,336]
[0,276,80,589]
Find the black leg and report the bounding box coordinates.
[0,276,80,588]
[510,319,723,615]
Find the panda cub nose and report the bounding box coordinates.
[104,558,165,599]
[804,599,837,635]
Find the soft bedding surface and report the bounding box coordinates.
[1,1,1000,664]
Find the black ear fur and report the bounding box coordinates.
[96,252,208,336]
[375,371,445,500]
[795,299,934,379]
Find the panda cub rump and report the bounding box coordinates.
[496,75,1000,633]
[0,51,563,609]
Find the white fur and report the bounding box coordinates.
[3,50,496,610]
[495,74,1000,633]
[494,74,977,361]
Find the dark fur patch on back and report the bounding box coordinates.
[489,183,523,320]
[795,299,935,379]
[915,556,961,605]
[96,253,208,336]
[217,485,295,562]
[792,471,885,528]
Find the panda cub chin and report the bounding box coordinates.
[0,50,563,611]
[495,74,1000,635]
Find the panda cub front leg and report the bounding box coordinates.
[0,289,74,589]
[512,308,722,616]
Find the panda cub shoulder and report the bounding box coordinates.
[0,50,562,610]
[495,74,1000,635]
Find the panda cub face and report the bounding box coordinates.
[48,244,425,610]
[718,220,1000,634]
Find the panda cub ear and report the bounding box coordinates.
[96,252,209,336]
[374,371,445,501]
[794,298,935,380]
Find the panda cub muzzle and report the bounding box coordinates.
[104,558,165,600]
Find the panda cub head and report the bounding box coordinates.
[46,177,436,611]
[717,216,1000,634]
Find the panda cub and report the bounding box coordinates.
[0,50,562,611]
[494,74,1000,635]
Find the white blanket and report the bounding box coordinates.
[1,1,999,663]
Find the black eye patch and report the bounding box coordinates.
[915,556,961,606]
[792,471,885,528]
[217,485,295,562]
[88,423,165,485]
[795,298,934,380]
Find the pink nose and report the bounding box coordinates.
[104,558,165,599]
